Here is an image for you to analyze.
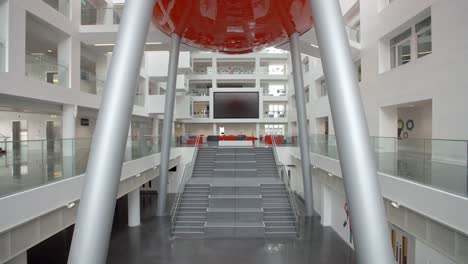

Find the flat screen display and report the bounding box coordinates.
[214,92,259,119]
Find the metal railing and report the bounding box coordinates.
[271,136,301,238]
[169,136,201,237]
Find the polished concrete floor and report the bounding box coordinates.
[106,194,356,264]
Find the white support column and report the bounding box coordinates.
[62,104,76,177]
[58,37,71,88]
[181,123,186,135]
[212,123,217,135]
[256,123,260,138]
[128,188,141,227]
[6,252,27,264]
[7,2,25,73]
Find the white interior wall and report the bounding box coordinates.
[361,0,468,140]
[397,102,432,139]
[0,111,61,140]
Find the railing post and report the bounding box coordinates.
[157,34,182,216]
[308,0,394,263]
[67,1,156,263]
[290,32,315,216]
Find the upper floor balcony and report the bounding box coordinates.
[25,52,69,88]
[81,5,123,26]
[307,134,467,198]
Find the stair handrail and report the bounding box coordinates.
[169,135,201,237]
[271,136,301,237]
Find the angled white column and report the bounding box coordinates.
[290,33,314,216]
[308,0,394,263]
[67,1,156,263]
[156,34,181,216]
[128,188,141,227]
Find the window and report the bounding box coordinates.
[319,79,328,97]
[303,57,310,72]
[416,16,432,58]
[264,124,285,135]
[390,29,412,68]
[389,15,432,69]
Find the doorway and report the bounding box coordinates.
[391,226,415,264]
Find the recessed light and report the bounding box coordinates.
[327,173,333,177]
[310,43,319,48]
[136,173,141,177]
[391,201,400,208]
[94,43,115,47]
[67,202,76,209]
[47,49,53,53]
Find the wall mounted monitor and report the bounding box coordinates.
[213,92,259,119]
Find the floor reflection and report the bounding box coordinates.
[107,194,356,264]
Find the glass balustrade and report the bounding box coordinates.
[81,6,124,25]
[307,135,468,198]
[346,24,360,43]
[26,54,69,88]
[263,111,287,119]
[0,137,161,198]
[80,70,105,95]
[43,0,70,18]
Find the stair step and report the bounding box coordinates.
[173,231,205,238]
[174,221,205,227]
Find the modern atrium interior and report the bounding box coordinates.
[0,0,467,264]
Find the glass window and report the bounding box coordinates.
[416,17,432,58]
[390,29,412,68]
[320,80,328,97]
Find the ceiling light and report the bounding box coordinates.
[327,173,333,177]
[310,43,319,48]
[146,42,163,45]
[391,201,400,208]
[136,173,142,177]
[67,202,76,209]
[94,43,115,47]
[47,49,53,53]
[313,165,317,169]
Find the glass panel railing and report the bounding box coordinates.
[170,136,201,237]
[0,137,163,198]
[346,24,360,43]
[0,41,5,72]
[81,6,124,25]
[43,0,70,18]
[271,136,300,237]
[263,111,287,119]
[26,54,69,88]
[80,70,105,96]
[309,135,468,198]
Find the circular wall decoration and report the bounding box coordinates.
[406,120,415,131]
[402,132,409,139]
[398,119,404,130]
